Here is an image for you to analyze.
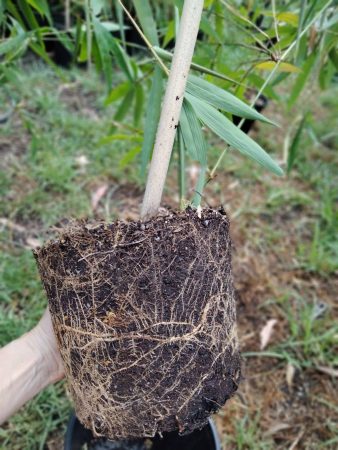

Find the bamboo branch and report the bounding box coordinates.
[65,0,71,30]
[85,0,92,71]
[140,0,204,220]
[118,0,169,75]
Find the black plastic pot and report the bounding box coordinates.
[64,413,221,450]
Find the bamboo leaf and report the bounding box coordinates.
[53,27,74,53]
[180,98,207,166]
[140,66,163,175]
[295,0,307,62]
[187,93,283,176]
[0,2,4,23]
[100,21,127,32]
[93,18,134,85]
[114,2,126,48]
[214,0,224,40]
[73,17,82,64]
[78,31,88,63]
[163,20,175,47]
[17,0,43,46]
[248,73,280,101]
[329,48,338,70]
[186,74,276,125]
[200,16,222,43]
[318,59,335,90]
[109,37,134,81]
[288,52,317,108]
[255,61,301,73]
[114,88,135,122]
[134,83,144,126]
[27,0,52,23]
[98,134,142,145]
[132,0,159,46]
[318,11,338,30]
[5,1,22,24]
[0,33,28,57]
[119,146,141,168]
[105,81,130,105]
[277,12,299,27]
[192,166,207,207]
[93,17,113,89]
[92,0,105,16]
[287,115,307,174]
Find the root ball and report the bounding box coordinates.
[34,208,240,439]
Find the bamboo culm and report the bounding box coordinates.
[141,0,204,220]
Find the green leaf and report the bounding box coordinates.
[180,98,207,166]
[186,74,276,125]
[200,16,222,43]
[93,17,113,89]
[17,0,43,46]
[92,0,105,16]
[105,81,130,105]
[318,59,335,90]
[114,2,126,48]
[287,115,307,174]
[134,83,144,126]
[140,66,163,175]
[100,21,127,32]
[277,12,299,27]
[214,0,224,40]
[329,48,338,70]
[53,27,74,53]
[0,1,4,23]
[119,146,141,168]
[163,20,175,47]
[295,0,306,62]
[92,19,133,85]
[78,31,87,63]
[72,16,82,64]
[255,61,301,73]
[98,134,142,145]
[187,93,283,176]
[27,0,52,23]
[114,88,135,122]
[0,33,28,57]
[109,38,134,81]
[248,73,280,101]
[318,11,338,30]
[192,166,207,207]
[133,0,159,46]
[288,52,317,109]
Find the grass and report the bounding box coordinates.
[0,62,337,449]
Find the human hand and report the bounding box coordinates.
[0,307,64,424]
[28,308,65,384]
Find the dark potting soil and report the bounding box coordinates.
[35,207,240,439]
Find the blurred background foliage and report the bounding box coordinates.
[1,0,337,203]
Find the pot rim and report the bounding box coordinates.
[64,412,222,450]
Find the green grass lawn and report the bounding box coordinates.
[0,63,337,449]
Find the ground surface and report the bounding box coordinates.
[0,64,337,449]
